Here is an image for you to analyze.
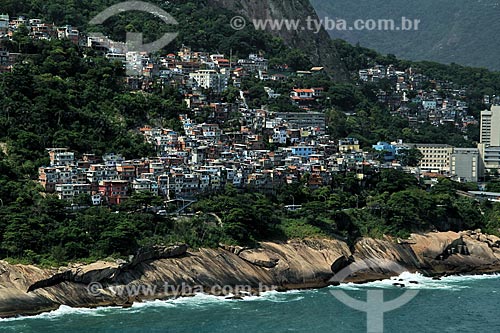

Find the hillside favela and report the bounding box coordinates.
[1,1,500,332]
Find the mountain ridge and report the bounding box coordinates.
[311,0,500,70]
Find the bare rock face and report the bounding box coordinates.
[405,232,500,274]
[0,262,59,317]
[354,237,424,267]
[462,231,500,249]
[261,239,351,289]
[0,239,350,317]
[346,237,425,282]
[331,255,354,274]
[460,232,500,262]
[128,244,188,267]
[238,249,279,268]
[409,231,463,260]
[70,261,121,283]
[25,261,120,293]
[207,0,349,81]
[219,243,247,255]
[25,245,189,295]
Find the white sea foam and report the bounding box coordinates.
[127,293,232,311]
[242,288,311,303]
[36,290,300,316]
[0,305,120,322]
[0,295,233,321]
[130,291,267,309]
[332,272,500,291]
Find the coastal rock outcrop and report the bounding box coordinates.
[26,244,190,294]
[406,232,500,275]
[343,237,425,282]
[2,232,500,318]
[219,244,247,255]
[238,248,279,268]
[409,231,464,260]
[127,244,189,268]
[0,239,350,317]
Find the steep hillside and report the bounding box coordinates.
[311,0,500,70]
[0,0,348,79]
[207,0,348,80]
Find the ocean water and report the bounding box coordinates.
[1,273,499,333]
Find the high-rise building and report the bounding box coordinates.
[479,105,500,171]
[478,144,500,171]
[480,105,500,146]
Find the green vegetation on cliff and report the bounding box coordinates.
[192,170,491,245]
[1,0,312,70]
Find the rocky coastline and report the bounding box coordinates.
[1,230,499,318]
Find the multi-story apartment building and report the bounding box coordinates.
[189,69,228,93]
[480,106,500,146]
[55,183,91,201]
[275,112,326,132]
[132,178,159,195]
[47,148,75,166]
[411,143,454,174]
[98,180,129,205]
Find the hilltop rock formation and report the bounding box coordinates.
[208,0,349,81]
